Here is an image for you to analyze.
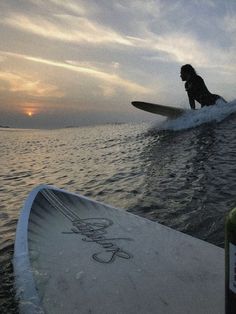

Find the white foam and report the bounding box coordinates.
[159,99,236,131]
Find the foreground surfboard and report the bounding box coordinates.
[14,185,224,314]
[132,101,186,118]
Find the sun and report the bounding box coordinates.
[23,103,38,117]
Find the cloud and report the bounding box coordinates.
[115,0,161,19]
[2,1,234,76]
[224,14,236,34]
[0,51,151,94]
[128,29,236,74]
[65,60,121,73]
[0,71,63,97]
[99,84,116,97]
[0,55,6,62]
[151,34,207,64]
[128,32,206,64]
[28,0,87,15]
[2,13,133,46]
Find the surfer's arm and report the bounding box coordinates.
[188,93,196,110]
[185,81,196,109]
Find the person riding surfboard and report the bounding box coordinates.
[180,64,226,109]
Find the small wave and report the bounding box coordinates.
[160,99,236,131]
[3,171,32,181]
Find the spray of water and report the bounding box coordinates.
[159,99,236,131]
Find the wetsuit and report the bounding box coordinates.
[185,75,221,109]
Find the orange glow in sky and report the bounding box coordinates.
[23,103,39,117]
[23,107,36,117]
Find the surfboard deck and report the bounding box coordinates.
[14,185,224,314]
[132,101,186,118]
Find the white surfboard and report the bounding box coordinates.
[132,101,186,118]
[14,185,224,314]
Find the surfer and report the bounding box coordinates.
[180,64,226,109]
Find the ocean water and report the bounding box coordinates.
[1,99,236,313]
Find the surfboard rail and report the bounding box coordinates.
[132,101,186,118]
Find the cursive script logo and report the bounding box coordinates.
[63,217,133,264]
[41,189,133,264]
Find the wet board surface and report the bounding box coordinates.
[14,185,224,314]
[132,101,186,118]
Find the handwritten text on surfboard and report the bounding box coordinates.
[41,189,133,264]
[63,218,133,264]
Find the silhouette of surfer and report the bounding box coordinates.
[180,64,226,109]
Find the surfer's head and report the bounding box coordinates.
[180,64,197,81]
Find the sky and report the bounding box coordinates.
[0,0,235,128]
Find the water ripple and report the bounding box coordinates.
[1,119,236,311]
